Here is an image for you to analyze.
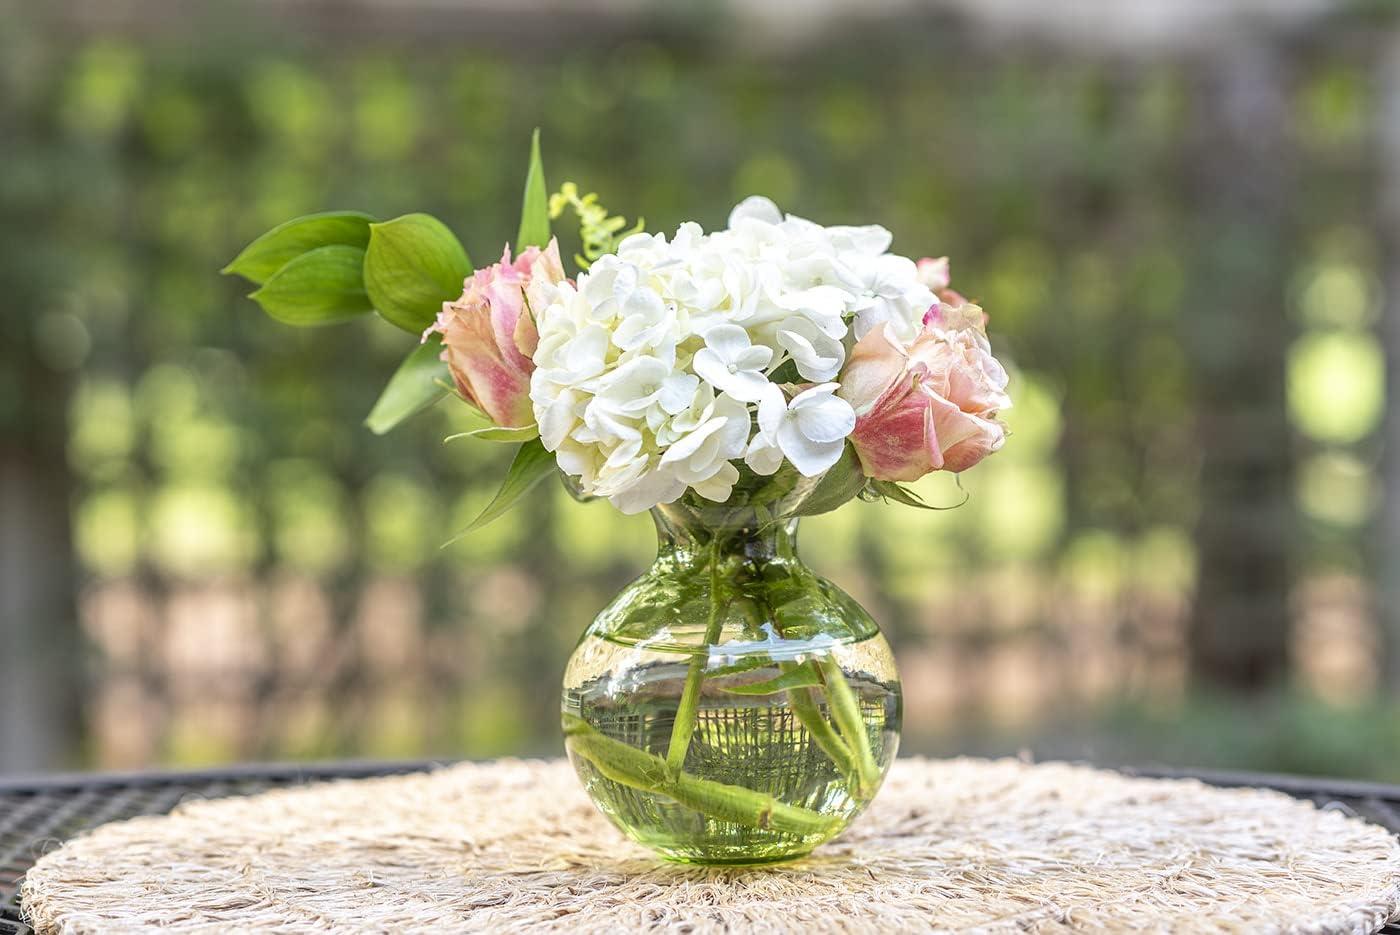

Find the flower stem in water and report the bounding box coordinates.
[781,669,855,776]
[565,714,840,837]
[665,537,728,771]
[819,655,881,797]
[749,590,862,786]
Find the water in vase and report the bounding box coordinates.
[563,629,902,864]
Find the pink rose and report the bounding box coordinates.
[916,255,985,332]
[838,314,1010,481]
[425,239,565,428]
[916,256,951,292]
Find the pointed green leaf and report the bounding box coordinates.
[444,425,540,444]
[869,478,969,511]
[516,128,550,250]
[364,336,451,435]
[223,211,374,284]
[248,244,372,326]
[364,213,472,334]
[719,661,822,695]
[869,479,929,509]
[448,439,555,540]
[793,443,866,516]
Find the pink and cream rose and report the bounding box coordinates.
[838,264,1010,481]
[917,255,986,332]
[425,239,565,428]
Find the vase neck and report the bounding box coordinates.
[650,502,800,565]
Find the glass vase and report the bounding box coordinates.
[561,486,902,865]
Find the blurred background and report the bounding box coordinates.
[4,0,1399,778]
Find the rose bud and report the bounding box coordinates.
[838,316,1011,481]
[425,238,565,428]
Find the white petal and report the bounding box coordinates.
[829,223,892,255]
[720,369,772,403]
[537,390,578,450]
[744,433,784,475]
[613,314,660,351]
[788,382,841,409]
[728,195,783,228]
[795,393,856,443]
[608,470,685,514]
[658,373,699,414]
[583,400,643,442]
[609,262,639,305]
[691,461,740,501]
[776,420,844,476]
[703,323,754,361]
[777,326,841,383]
[555,442,597,487]
[757,384,788,437]
[712,394,754,458]
[775,287,850,327]
[692,348,733,392]
[564,324,611,375]
[736,345,774,372]
[660,416,727,465]
[621,283,665,319]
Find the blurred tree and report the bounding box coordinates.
[0,9,84,769]
[1184,45,1295,692]
[2,0,1395,774]
[1379,37,1400,694]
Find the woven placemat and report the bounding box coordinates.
[20,757,1400,934]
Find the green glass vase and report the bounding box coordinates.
[561,489,902,865]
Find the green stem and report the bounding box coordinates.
[665,536,728,771]
[819,655,881,797]
[565,715,839,837]
[744,589,861,784]
[782,673,855,775]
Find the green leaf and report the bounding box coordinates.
[868,478,969,510]
[364,335,451,435]
[719,661,822,695]
[444,425,540,444]
[223,211,373,284]
[448,439,555,540]
[248,244,372,326]
[747,463,801,509]
[793,444,866,516]
[516,128,550,250]
[868,479,929,509]
[364,213,472,334]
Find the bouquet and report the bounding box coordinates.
[224,133,1012,529]
[225,133,1013,862]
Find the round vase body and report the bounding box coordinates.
[562,497,901,865]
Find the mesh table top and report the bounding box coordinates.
[2,761,1398,935]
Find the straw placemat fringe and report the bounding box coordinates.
[21,757,1400,933]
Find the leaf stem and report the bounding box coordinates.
[665,536,729,771]
[741,589,859,784]
[783,673,856,776]
[818,655,881,797]
[565,715,839,837]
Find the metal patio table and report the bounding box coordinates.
[3,761,1399,935]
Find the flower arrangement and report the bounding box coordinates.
[225,133,1011,526]
[224,133,1012,862]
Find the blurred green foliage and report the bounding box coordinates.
[2,6,1394,774]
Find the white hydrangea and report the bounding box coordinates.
[528,196,936,514]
